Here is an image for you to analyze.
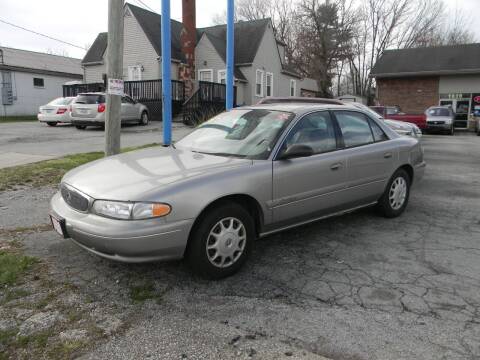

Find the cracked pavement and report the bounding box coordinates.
[1,133,479,359]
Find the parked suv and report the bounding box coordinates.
[425,106,455,135]
[70,93,149,129]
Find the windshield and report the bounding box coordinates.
[427,108,451,117]
[176,109,294,160]
[48,97,73,106]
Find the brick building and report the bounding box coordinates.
[371,43,480,130]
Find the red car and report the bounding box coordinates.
[370,106,427,130]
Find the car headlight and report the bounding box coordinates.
[92,200,171,220]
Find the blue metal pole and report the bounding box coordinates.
[161,0,172,146]
[226,0,234,110]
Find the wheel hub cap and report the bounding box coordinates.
[206,217,246,268]
[389,177,407,210]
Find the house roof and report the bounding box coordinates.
[82,32,108,64]
[371,43,480,78]
[0,46,82,78]
[81,3,271,81]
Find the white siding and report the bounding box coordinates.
[84,63,106,83]
[0,71,80,116]
[195,35,226,83]
[195,34,245,105]
[439,75,480,93]
[123,8,160,80]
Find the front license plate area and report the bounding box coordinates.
[50,215,68,238]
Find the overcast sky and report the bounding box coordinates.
[0,0,478,60]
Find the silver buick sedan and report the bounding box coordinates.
[50,103,426,279]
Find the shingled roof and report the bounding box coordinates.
[371,43,480,78]
[81,3,274,80]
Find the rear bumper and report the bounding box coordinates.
[38,114,71,123]
[71,119,105,127]
[50,192,194,263]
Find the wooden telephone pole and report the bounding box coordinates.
[105,0,124,156]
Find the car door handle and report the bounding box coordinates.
[330,163,343,170]
[384,152,393,159]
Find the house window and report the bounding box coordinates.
[290,79,296,97]
[266,72,273,97]
[199,69,213,82]
[128,65,142,81]
[255,69,264,97]
[218,70,226,84]
[33,78,44,88]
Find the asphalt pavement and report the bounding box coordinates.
[0,120,193,168]
[0,133,479,359]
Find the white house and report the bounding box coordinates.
[82,2,318,106]
[0,47,83,116]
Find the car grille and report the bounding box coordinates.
[428,121,445,125]
[61,184,90,212]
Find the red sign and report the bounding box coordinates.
[474,96,480,103]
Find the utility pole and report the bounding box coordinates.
[105,0,124,156]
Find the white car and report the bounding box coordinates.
[347,102,422,138]
[38,97,75,126]
[70,93,149,130]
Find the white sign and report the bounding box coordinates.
[107,79,124,96]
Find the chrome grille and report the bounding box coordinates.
[61,184,89,212]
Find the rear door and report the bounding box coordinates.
[271,111,349,224]
[332,110,397,206]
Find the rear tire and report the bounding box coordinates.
[75,125,87,130]
[449,126,454,136]
[47,122,57,127]
[139,111,149,126]
[186,203,255,279]
[376,169,411,218]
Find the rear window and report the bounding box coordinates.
[48,98,73,106]
[427,108,450,117]
[74,94,105,104]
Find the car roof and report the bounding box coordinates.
[77,92,106,96]
[256,97,344,105]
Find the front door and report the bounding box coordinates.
[333,110,396,207]
[272,111,348,224]
[454,100,470,129]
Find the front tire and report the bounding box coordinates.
[376,169,411,218]
[75,125,87,130]
[47,122,57,127]
[186,203,255,279]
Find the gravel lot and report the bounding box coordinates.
[1,133,479,359]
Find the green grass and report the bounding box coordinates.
[0,251,38,286]
[129,281,157,303]
[0,143,160,191]
[0,115,37,123]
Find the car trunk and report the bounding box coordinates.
[72,94,105,119]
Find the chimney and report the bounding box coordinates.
[180,0,196,96]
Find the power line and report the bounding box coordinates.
[134,0,156,13]
[0,18,86,51]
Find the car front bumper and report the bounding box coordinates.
[50,192,194,263]
[426,122,452,131]
[413,161,426,183]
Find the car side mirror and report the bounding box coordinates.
[279,144,314,160]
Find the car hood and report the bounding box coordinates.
[62,146,252,201]
[384,119,413,130]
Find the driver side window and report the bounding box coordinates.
[283,111,337,155]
